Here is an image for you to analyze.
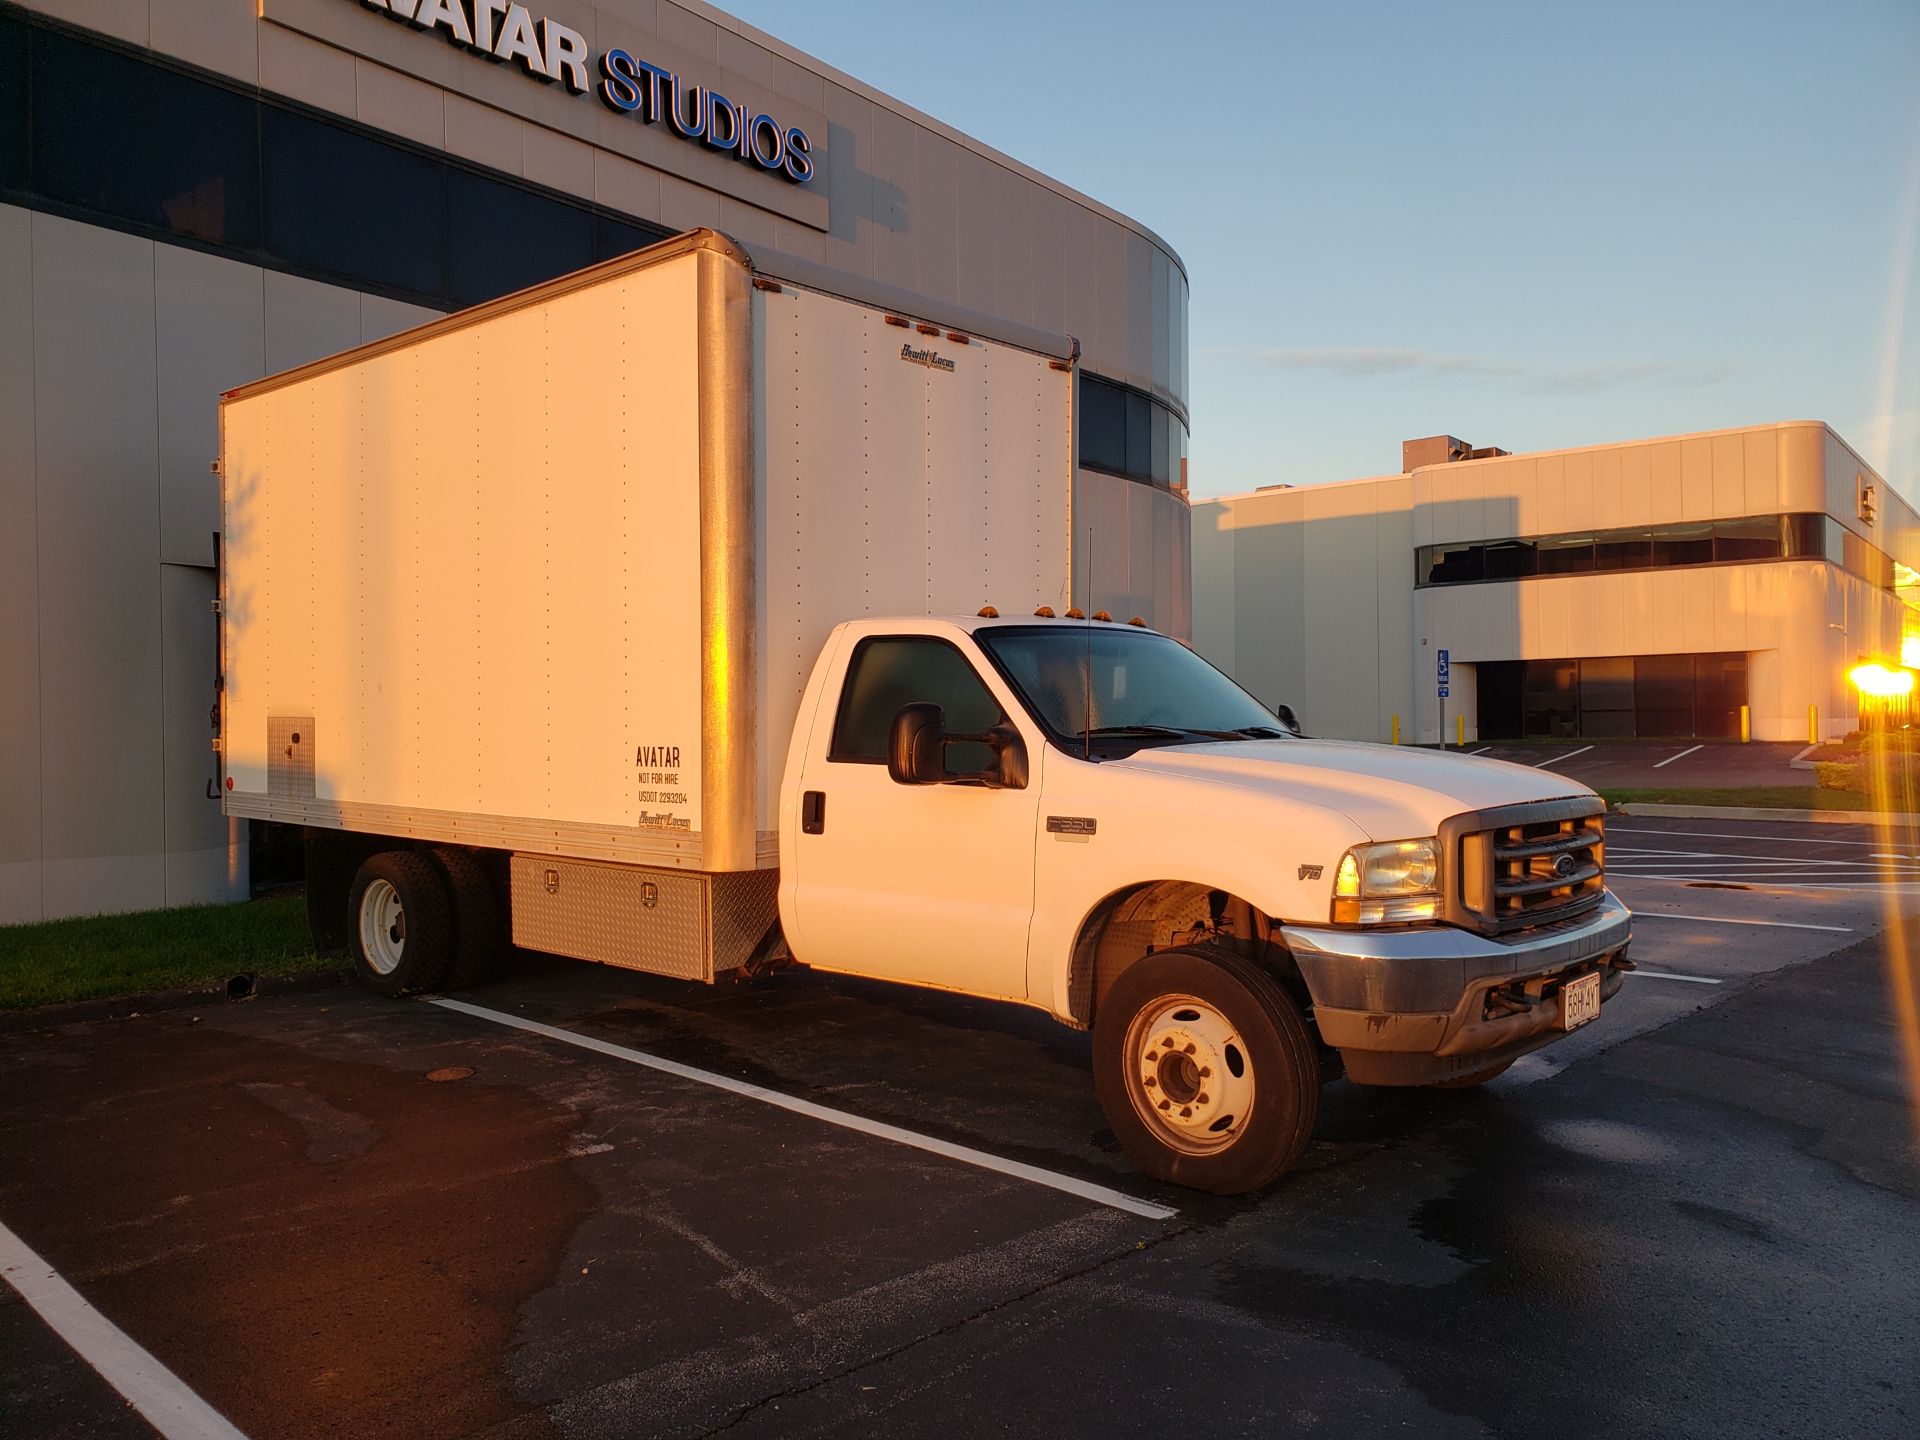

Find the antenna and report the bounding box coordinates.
[1083,528,1094,759]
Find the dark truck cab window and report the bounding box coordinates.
[830,637,1006,776]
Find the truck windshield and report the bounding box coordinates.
[976,625,1290,748]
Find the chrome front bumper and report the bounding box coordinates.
[1280,891,1634,1085]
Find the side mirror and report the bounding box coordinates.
[888,703,947,785]
[887,705,1030,790]
[1274,702,1304,737]
[982,725,1030,790]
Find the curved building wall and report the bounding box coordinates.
[0,0,1188,922]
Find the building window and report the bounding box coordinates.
[1418,514,1895,590]
[1079,372,1187,491]
[30,26,261,249]
[2,13,673,310]
[262,107,447,299]
[1480,653,1750,740]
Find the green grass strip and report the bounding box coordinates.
[0,897,338,1011]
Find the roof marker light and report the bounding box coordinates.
[1034,606,1056,617]
[978,605,1000,618]
[1065,607,1085,619]
[1092,610,1112,622]
[1128,616,1147,627]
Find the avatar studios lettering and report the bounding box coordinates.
[352,1,814,183]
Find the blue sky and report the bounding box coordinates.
[723,0,1920,500]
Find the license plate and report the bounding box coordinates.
[1559,971,1602,1030]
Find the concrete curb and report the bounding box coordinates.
[0,966,349,1035]
[1612,802,1920,827]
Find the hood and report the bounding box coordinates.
[1106,738,1596,841]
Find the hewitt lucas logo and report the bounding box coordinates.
[900,343,956,373]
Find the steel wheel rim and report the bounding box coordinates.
[359,878,406,976]
[1122,993,1256,1156]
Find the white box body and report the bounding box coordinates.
[220,231,1074,875]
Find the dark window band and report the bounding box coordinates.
[0,7,671,312]
[1079,372,1186,491]
[1417,514,1892,591]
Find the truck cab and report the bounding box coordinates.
[780,613,1632,1193]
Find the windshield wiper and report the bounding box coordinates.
[1230,725,1291,739]
[1080,724,1193,739]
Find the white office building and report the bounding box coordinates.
[1193,422,1919,746]
[0,0,1191,923]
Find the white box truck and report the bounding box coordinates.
[220,230,1632,1193]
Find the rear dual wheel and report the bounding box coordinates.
[347,848,505,996]
[1094,946,1319,1195]
[349,852,453,996]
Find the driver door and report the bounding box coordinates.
[790,633,1042,1000]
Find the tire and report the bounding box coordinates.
[1094,946,1319,1195]
[347,851,454,997]
[1430,1058,1515,1089]
[430,847,507,991]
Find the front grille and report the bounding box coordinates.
[1443,799,1606,936]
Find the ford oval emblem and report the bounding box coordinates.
[1553,852,1579,878]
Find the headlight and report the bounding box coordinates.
[1331,838,1441,924]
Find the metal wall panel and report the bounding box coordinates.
[264,269,361,374]
[161,562,244,906]
[31,211,166,916]
[0,206,41,922]
[157,244,265,569]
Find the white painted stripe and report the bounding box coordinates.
[1651,744,1705,769]
[426,997,1179,1221]
[1628,909,1853,933]
[1531,744,1594,768]
[1605,879,1920,890]
[1469,745,1493,755]
[1608,826,1912,849]
[1630,969,1724,985]
[0,1219,249,1440]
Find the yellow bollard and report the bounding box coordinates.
[1392,714,1401,745]
[1739,704,1751,743]
[1809,703,1817,745]
[1456,715,1465,747]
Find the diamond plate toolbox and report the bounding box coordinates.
[508,855,779,981]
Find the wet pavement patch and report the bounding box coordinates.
[0,1014,594,1439]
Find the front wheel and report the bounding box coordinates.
[1093,946,1319,1194]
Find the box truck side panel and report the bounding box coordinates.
[223,253,710,863]
[752,282,1072,826]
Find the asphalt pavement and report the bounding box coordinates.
[3,818,1917,1439]
[1463,739,1814,789]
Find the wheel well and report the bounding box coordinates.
[1065,881,1304,1028]
[303,831,507,956]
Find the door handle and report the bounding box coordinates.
[801,790,826,834]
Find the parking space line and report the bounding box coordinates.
[1628,910,1854,933]
[1652,744,1704,769]
[1469,745,1493,755]
[1608,827,1914,849]
[0,1219,248,1440]
[1531,745,1594,768]
[1630,969,1724,985]
[425,997,1179,1221]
